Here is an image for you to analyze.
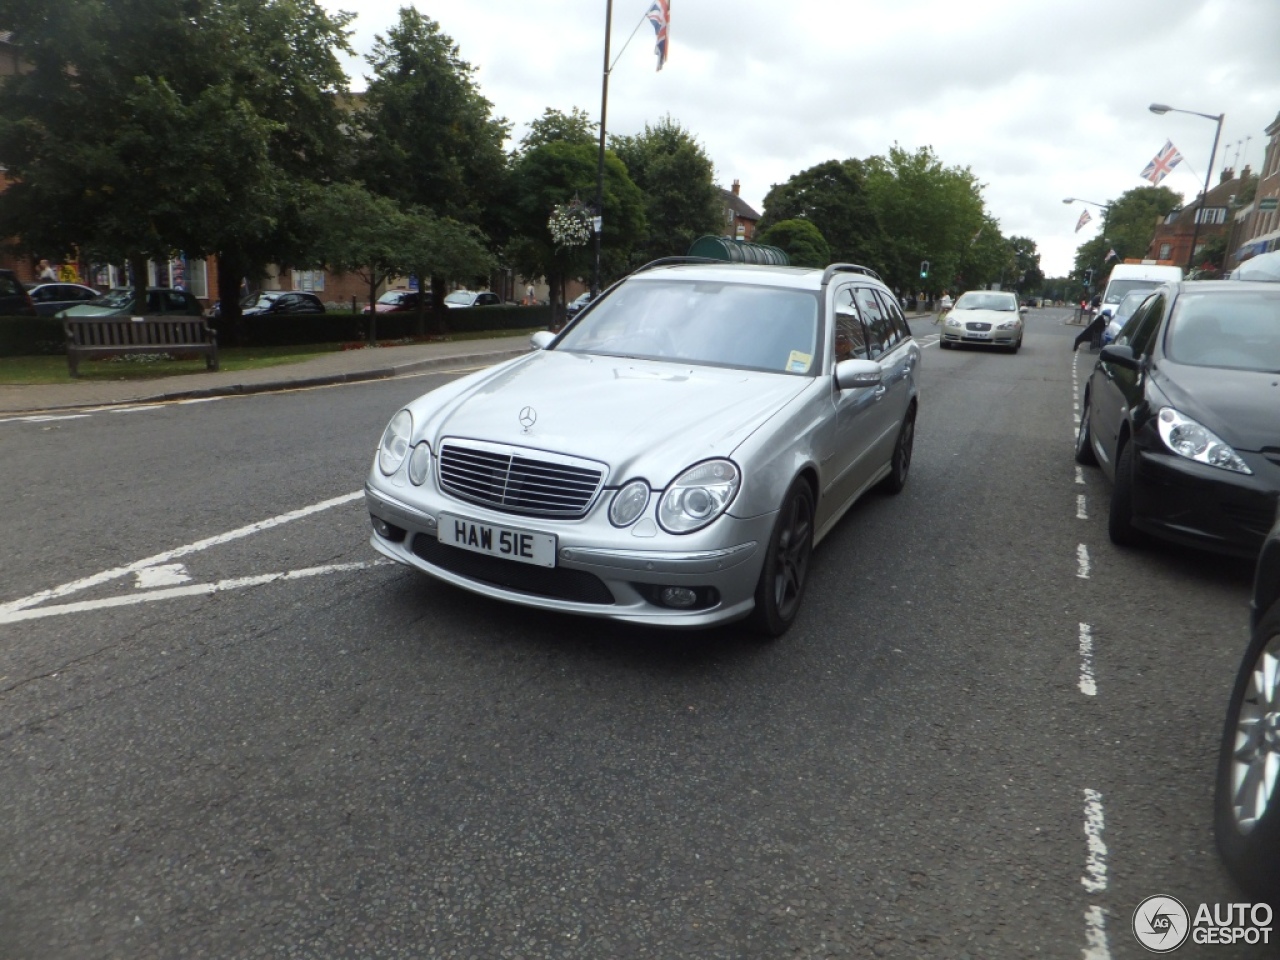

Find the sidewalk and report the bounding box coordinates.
[0,335,534,416]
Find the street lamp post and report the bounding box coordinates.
[592,0,614,298]
[1149,103,1225,274]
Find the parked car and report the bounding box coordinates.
[365,259,921,636]
[1231,249,1280,283]
[565,292,594,318]
[27,282,100,317]
[939,290,1026,351]
[0,269,37,316]
[1215,503,1280,904]
[1075,280,1280,555]
[363,289,428,314]
[57,287,203,318]
[1101,289,1153,346]
[241,290,325,317]
[444,290,501,309]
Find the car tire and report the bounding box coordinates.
[1075,396,1098,466]
[1214,598,1280,904]
[747,479,815,638]
[1108,440,1142,547]
[881,405,916,495]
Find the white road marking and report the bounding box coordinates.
[0,561,390,625]
[1082,788,1108,893]
[0,414,92,423]
[0,490,363,616]
[176,397,218,404]
[1083,904,1113,960]
[110,404,165,413]
[134,563,192,589]
[1078,623,1097,696]
[1077,544,1091,579]
[1076,467,1085,485]
[1077,495,1088,520]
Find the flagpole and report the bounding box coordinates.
[592,0,613,298]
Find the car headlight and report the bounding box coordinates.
[945,317,962,327]
[609,479,650,527]
[377,409,413,475]
[997,319,1020,329]
[1156,407,1252,474]
[407,442,432,486]
[657,460,741,534]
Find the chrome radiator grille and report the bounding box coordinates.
[438,440,605,518]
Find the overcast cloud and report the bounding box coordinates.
[319,0,1280,276]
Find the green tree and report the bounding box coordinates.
[355,9,510,319]
[0,0,355,338]
[757,219,830,268]
[756,159,883,267]
[521,107,597,150]
[1071,185,1181,276]
[610,116,721,263]
[507,141,644,317]
[1008,236,1044,293]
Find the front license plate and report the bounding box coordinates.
[967,330,991,339]
[438,513,557,568]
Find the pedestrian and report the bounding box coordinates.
[37,259,57,282]
[525,283,535,306]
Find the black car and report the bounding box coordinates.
[0,269,37,316]
[27,282,101,317]
[1216,505,1280,903]
[242,290,325,317]
[1075,280,1280,556]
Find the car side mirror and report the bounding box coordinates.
[1099,344,1140,370]
[530,329,555,350]
[835,358,883,390]
[1019,305,1028,314]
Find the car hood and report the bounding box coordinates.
[59,303,126,317]
[1152,361,1280,452]
[949,308,1020,324]
[411,349,813,487]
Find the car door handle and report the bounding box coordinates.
[873,385,887,400]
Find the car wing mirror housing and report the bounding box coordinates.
[1099,344,1140,370]
[835,358,883,390]
[530,329,556,350]
[1019,305,1029,314]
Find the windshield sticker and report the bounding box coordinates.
[786,351,812,373]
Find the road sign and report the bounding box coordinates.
[1260,197,1278,212]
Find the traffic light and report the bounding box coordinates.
[1084,268,1094,285]
[919,260,929,279]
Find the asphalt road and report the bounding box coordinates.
[0,308,1266,959]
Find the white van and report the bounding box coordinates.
[1098,262,1183,319]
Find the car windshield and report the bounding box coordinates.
[1115,291,1149,321]
[1104,279,1161,304]
[953,293,1016,311]
[378,291,411,304]
[555,278,822,375]
[1164,290,1280,372]
[445,291,472,305]
[93,289,134,308]
[248,293,281,308]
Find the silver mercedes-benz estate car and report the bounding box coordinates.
[366,260,921,635]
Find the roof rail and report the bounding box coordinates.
[821,263,883,285]
[631,256,725,275]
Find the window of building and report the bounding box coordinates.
[1158,243,1172,260]
[291,270,325,292]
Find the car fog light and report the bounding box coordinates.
[660,586,699,609]
[371,516,406,542]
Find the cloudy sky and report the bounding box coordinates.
[319,0,1280,276]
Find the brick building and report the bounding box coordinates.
[1229,110,1280,267]
[719,180,761,242]
[1144,166,1255,274]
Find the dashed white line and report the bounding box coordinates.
[1083,905,1113,960]
[1082,788,1109,893]
[1078,623,1098,696]
[1077,544,1091,579]
[1076,467,1085,485]
[1077,495,1089,520]
[0,490,364,616]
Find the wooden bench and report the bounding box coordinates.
[63,316,219,377]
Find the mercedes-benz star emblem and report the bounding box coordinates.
[518,406,537,432]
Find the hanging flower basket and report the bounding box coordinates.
[548,201,592,249]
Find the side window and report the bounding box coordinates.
[875,290,912,343]
[1127,295,1166,356]
[832,288,869,361]
[164,291,190,312]
[853,287,898,358]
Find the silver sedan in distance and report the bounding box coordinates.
[366,260,921,636]
[940,290,1026,352]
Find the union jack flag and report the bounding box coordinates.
[1141,140,1184,185]
[1075,209,1092,233]
[647,0,670,71]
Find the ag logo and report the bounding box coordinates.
[1133,895,1190,953]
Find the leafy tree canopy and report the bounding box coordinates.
[521,107,597,152]
[757,219,831,268]
[1071,185,1181,277]
[757,158,883,268]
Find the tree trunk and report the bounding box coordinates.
[430,276,449,336]
[216,252,247,347]
[367,273,380,346]
[129,253,149,318]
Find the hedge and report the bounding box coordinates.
[0,304,554,357]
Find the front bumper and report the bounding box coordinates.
[1132,445,1280,558]
[365,481,773,628]
[941,323,1021,346]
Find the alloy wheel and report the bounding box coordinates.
[1229,631,1280,831]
